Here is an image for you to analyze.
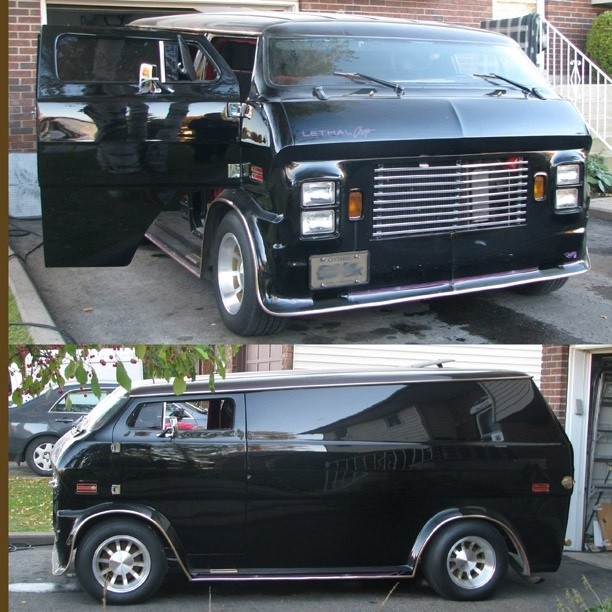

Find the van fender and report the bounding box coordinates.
[201,189,282,310]
[57,501,191,579]
[408,506,531,578]
[201,188,281,272]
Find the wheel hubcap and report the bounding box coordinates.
[93,535,151,593]
[446,535,496,589]
[33,443,54,472]
[217,233,244,315]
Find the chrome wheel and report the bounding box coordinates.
[92,534,152,594]
[217,232,244,315]
[446,535,497,590]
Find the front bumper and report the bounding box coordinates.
[260,257,590,316]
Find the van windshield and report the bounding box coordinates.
[266,36,552,94]
[76,386,129,433]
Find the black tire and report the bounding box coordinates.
[212,212,285,336]
[422,520,508,601]
[512,278,568,295]
[25,435,57,476]
[75,518,168,605]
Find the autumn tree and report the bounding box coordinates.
[8,345,236,406]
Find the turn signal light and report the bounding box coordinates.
[534,173,547,201]
[348,191,363,220]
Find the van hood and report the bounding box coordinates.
[270,95,591,154]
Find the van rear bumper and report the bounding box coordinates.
[261,258,590,316]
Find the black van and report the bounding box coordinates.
[37,10,591,336]
[50,369,574,604]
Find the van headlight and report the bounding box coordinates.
[301,209,336,236]
[555,163,582,213]
[300,181,337,237]
[301,181,336,207]
[557,164,580,186]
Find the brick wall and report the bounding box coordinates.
[540,345,569,425]
[9,0,40,153]
[546,0,605,54]
[301,0,489,27]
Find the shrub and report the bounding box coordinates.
[586,11,612,76]
[587,155,612,195]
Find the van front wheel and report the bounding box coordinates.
[422,520,508,601]
[212,212,284,336]
[75,519,168,605]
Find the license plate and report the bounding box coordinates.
[309,251,369,289]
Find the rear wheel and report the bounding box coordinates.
[75,518,167,605]
[212,212,284,336]
[25,436,57,476]
[512,278,568,295]
[422,520,508,601]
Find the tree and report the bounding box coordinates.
[8,345,236,406]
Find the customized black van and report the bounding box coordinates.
[50,369,575,604]
[36,10,592,336]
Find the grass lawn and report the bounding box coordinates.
[9,289,33,343]
[8,477,53,532]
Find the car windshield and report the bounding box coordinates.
[77,386,129,433]
[265,36,552,93]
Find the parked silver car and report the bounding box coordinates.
[8,384,116,476]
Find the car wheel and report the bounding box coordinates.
[75,519,167,605]
[512,278,568,295]
[212,211,285,336]
[422,520,508,601]
[25,436,57,476]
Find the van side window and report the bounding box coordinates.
[206,399,235,430]
[212,36,256,99]
[126,402,164,430]
[163,42,220,82]
[247,380,553,444]
[56,35,159,82]
[125,399,235,431]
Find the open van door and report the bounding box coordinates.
[37,25,242,267]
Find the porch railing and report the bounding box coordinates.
[541,19,610,151]
[481,14,611,151]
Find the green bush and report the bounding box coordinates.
[587,155,612,195]
[586,11,612,76]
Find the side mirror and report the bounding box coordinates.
[138,63,161,93]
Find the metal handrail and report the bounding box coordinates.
[542,19,611,151]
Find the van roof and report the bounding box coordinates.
[128,368,532,397]
[129,10,507,44]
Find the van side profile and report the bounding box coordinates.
[50,369,574,604]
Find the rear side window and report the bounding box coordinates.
[246,379,559,443]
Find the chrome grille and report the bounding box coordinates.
[372,158,529,239]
